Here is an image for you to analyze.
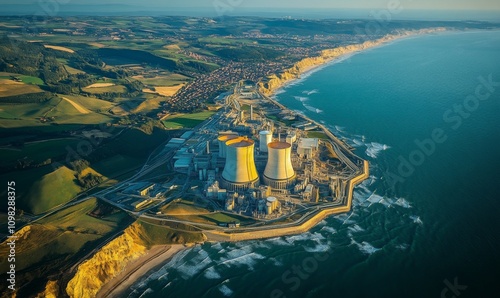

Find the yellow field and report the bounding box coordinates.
[82,85,127,94]
[61,97,90,114]
[88,42,106,48]
[133,96,165,114]
[143,84,184,97]
[0,79,43,97]
[85,83,115,88]
[164,44,181,51]
[44,45,75,53]
[64,65,85,75]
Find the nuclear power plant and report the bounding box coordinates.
[168,80,365,221]
[263,141,296,190]
[102,79,367,237]
[221,136,260,191]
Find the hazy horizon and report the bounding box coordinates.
[0,4,499,21]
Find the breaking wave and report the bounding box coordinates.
[365,142,391,159]
[302,89,319,95]
[410,215,423,225]
[203,266,221,280]
[218,285,234,297]
[351,239,381,255]
[294,95,310,102]
[303,104,324,113]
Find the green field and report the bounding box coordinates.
[38,198,127,234]
[0,138,81,166]
[64,64,86,75]
[307,131,328,139]
[0,95,114,128]
[0,165,82,214]
[201,212,249,225]
[19,75,45,85]
[0,198,130,290]
[136,219,205,246]
[162,111,214,129]
[161,200,211,215]
[59,94,116,112]
[135,73,190,86]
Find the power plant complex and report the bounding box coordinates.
[169,81,364,220]
[101,81,367,238]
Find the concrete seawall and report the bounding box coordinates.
[205,161,369,242]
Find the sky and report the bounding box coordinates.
[2,0,500,11]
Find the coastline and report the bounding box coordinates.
[259,28,447,96]
[82,28,448,295]
[97,244,187,298]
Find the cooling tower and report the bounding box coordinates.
[263,141,296,190]
[221,137,259,191]
[259,131,272,153]
[217,134,239,158]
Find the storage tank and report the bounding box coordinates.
[267,197,278,211]
[217,134,239,158]
[259,131,273,153]
[263,141,296,189]
[221,137,259,191]
[286,131,297,144]
[266,202,273,215]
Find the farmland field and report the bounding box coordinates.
[162,111,214,129]
[0,79,44,97]
[142,84,184,97]
[133,73,190,86]
[0,138,81,166]
[82,85,127,94]
[44,44,75,53]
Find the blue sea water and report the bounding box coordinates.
[128,31,500,298]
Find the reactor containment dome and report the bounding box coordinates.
[221,137,259,191]
[263,141,296,190]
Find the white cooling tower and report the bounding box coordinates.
[217,134,239,158]
[221,137,259,191]
[263,141,296,189]
[259,131,273,153]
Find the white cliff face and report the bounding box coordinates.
[66,223,148,298]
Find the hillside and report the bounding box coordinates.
[66,220,205,298]
[0,198,131,297]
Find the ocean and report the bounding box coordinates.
[127,30,500,298]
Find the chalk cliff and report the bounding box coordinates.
[66,223,147,298]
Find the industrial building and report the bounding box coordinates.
[259,130,273,152]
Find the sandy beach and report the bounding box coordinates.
[97,244,186,298]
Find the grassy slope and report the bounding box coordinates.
[161,200,211,215]
[136,219,205,247]
[0,198,131,295]
[0,138,81,167]
[0,165,81,214]
[0,94,114,128]
[27,166,82,214]
[162,111,214,129]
